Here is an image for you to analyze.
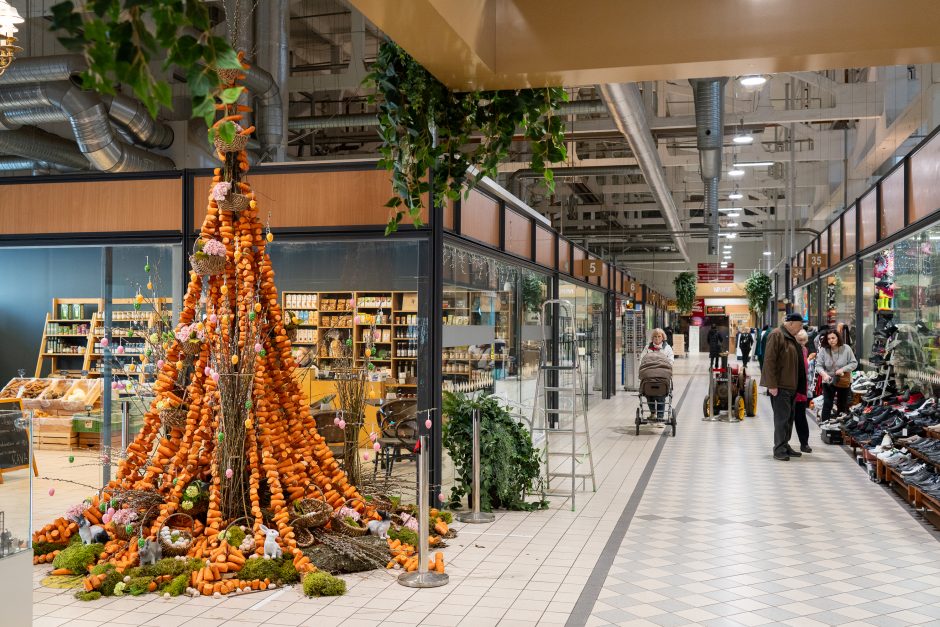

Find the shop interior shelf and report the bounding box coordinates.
[43,353,84,357]
[48,318,92,323]
[396,357,417,360]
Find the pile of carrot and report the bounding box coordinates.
[386,539,447,574]
[34,59,381,596]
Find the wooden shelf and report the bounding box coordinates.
[47,318,92,323]
[42,352,84,357]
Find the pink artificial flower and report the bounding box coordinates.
[202,239,226,257]
[211,181,232,202]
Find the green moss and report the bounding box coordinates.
[302,571,346,597]
[98,569,125,596]
[127,576,154,596]
[164,574,189,597]
[130,557,205,579]
[74,591,102,601]
[436,511,453,524]
[388,527,417,547]
[235,557,298,584]
[221,527,245,548]
[52,542,104,572]
[33,540,68,556]
[89,563,115,576]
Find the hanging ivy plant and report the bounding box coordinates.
[673,271,697,314]
[366,41,568,234]
[49,0,243,143]
[745,271,773,315]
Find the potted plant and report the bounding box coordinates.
[744,271,773,318]
[673,271,697,315]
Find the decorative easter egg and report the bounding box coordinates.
[346,338,352,346]
[231,355,239,365]
[266,232,274,242]
[111,381,119,390]
[175,361,183,370]
[245,400,253,410]
[438,493,445,502]
[125,524,134,534]
[249,311,256,321]
[373,442,381,452]
[259,349,267,357]
[101,338,109,348]
[204,366,211,376]
[225,468,234,479]
[209,314,218,324]
[102,513,111,524]
[68,456,74,463]
[147,281,153,291]
[338,420,346,430]
[220,285,228,295]
[107,507,115,516]
[48,487,55,496]
[254,303,262,313]
[370,432,377,442]
[144,263,150,272]
[218,433,224,442]
[116,345,125,354]
[363,453,370,461]
[157,359,165,369]
[254,343,263,353]
[333,417,340,425]
[211,372,220,383]
[425,419,432,429]
[244,418,253,429]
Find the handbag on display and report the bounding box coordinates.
[834,371,852,388]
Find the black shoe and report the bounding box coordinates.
[800,444,813,453]
[786,448,803,457]
[774,453,790,461]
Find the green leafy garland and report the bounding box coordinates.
[673,271,697,314]
[366,41,568,234]
[50,0,243,143]
[745,271,773,315]
[442,392,547,512]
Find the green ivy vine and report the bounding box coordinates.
[49,0,244,143]
[442,392,547,512]
[745,271,773,315]
[673,271,697,315]
[366,41,568,234]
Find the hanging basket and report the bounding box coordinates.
[181,340,203,357]
[216,67,241,85]
[159,512,194,557]
[293,498,331,530]
[216,192,251,213]
[330,497,368,537]
[214,134,249,155]
[159,407,187,430]
[362,491,393,513]
[190,253,226,277]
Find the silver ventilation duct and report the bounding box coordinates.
[240,65,284,162]
[689,77,727,256]
[0,126,92,170]
[103,94,175,149]
[599,84,690,263]
[256,0,288,161]
[0,81,174,171]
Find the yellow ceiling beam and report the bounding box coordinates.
[350,0,940,90]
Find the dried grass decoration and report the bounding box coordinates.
[190,239,227,277]
[331,498,368,537]
[158,512,194,557]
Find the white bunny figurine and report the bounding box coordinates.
[74,515,109,545]
[138,538,162,566]
[259,525,282,559]
[366,511,392,540]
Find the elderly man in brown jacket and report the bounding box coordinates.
[762,313,807,461]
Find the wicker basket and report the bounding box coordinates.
[293,498,332,529]
[291,520,315,548]
[286,328,298,342]
[160,407,187,430]
[159,513,194,557]
[217,192,251,212]
[181,340,203,357]
[190,253,226,277]
[331,497,368,537]
[216,67,241,84]
[363,492,394,513]
[214,134,249,154]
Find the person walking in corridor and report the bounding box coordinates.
[794,329,813,453]
[762,313,807,461]
[707,325,723,370]
[756,324,770,371]
[738,327,754,370]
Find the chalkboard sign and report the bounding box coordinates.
[0,399,37,482]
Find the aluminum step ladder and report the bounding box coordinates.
[531,299,597,511]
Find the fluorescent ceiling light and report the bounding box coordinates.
[728,191,744,200]
[727,221,739,227]
[723,245,732,249]
[728,168,745,177]
[723,233,737,239]
[727,212,741,217]
[732,133,754,145]
[763,251,773,256]
[930,235,940,241]
[739,75,767,87]
[719,263,729,267]
[733,161,775,168]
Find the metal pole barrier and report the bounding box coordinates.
[399,434,449,588]
[121,399,129,451]
[457,409,495,523]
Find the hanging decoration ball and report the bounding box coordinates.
[369,432,377,442]
[254,303,262,313]
[259,349,267,357]
[220,284,229,295]
[218,433,225,442]
[68,456,74,463]
[338,419,346,430]
[211,372,220,383]
[102,513,112,524]
[144,263,151,272]
[367,362,375,371]
[266,232,274,243]
[101,337,109,348]
[254,343,263,353]
[244,418,253,429]
[175,360,183,370]
[425,419,432,429]
[138,538,146,549]
[116,345,125,354]
[157,359,165,369]
[373,442,381,452]
[125,524,134,534]
[147,281,153,291]
[209,313,218,324]
[225,468,234,479]
[48,487,55,496]
[245,400,253,410]
[231,355,239,365]
[345,338,352,346]
[363,453,370,461]
[204,366,211,377]
[438,493,446,503]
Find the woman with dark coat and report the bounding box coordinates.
[707,325,723,369]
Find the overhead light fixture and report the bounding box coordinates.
[724,233,737,239]
[763,251,772,256]
[732,132,754,145]
[733,161,775,168]
[739,75,767,87]
[930,235,940,241]
[0,1,22,76]
[728,168,745,177]
[727,221,739,227]
[727,212,741,218]
[723,245,732,249]
[728,188,744,200]
[719,262,729,267]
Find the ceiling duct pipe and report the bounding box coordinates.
[507,165,642,198]
[598,84,690,264]
[240,65,285,162]
[255,0,288,161]
[0,126,91,170]
[287,99,608,132]
[689,77,727,256]
[0,81,174,171]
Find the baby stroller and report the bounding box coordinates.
[636,352,677,436]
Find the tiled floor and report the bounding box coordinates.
[27,355,940,626]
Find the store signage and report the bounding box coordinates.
[629,281,637,293]
[691,298,706,316]
[666,299,677,312]
[808,253,827,268]
[697,262,734,282]
[576,259,603,276]
[792,266,804,279]
[705,305,726,315]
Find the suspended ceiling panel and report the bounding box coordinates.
[348,0,940,90]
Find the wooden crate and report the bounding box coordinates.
[76,432,122,450]
[36,432,78,450]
